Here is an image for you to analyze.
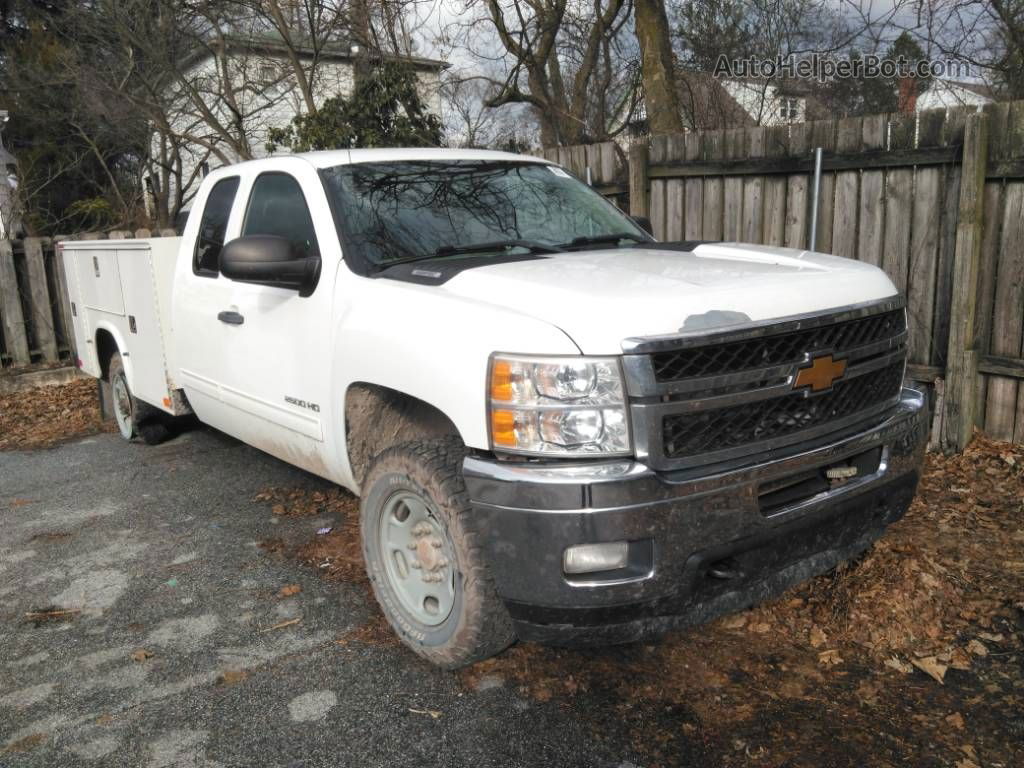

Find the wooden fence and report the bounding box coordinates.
[541,102,1024,450]
[0,229,175,369]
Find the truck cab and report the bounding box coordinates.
[64,149,928,668]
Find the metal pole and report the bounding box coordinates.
[808,147,823,251]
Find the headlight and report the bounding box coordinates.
[488,354,632,457]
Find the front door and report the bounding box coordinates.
[175,160,339,479]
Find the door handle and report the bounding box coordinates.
[217,310,245,326]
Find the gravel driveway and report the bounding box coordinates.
[0,429,656,768]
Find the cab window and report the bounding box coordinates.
[193,176,240,276]
[241,173,320,257]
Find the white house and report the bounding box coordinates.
[719,79,809,126]
[151,32,447,223]
[0,111,20,239]
[915,78,994,111]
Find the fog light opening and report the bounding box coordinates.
[563,541,630,575]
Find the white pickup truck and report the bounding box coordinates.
[62,148,927,668]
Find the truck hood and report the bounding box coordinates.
[439,242,899,354]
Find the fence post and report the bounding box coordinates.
[941,111,989,452]
[23,237,59,363]
[0,239,30,365]
[628,143,650,219]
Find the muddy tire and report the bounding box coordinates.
[360,438,515,668]
[108,353,166,444]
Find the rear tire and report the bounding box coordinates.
[107,353,168,444]
[360,438,515,668]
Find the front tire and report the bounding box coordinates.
[360,438,515,668]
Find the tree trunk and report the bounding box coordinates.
[634,0,684,136]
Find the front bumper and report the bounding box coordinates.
[463,388,929,644]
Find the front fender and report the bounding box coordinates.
[329,275,581,490]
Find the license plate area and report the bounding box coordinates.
[757,446,883,517]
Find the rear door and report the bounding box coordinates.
[173,174,243,428]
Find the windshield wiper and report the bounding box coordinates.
[560,232,648,250]
[378,240,563,270]
[434,239,564,257]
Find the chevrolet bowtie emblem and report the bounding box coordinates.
[794,354,847,392]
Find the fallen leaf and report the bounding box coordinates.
[977,632,1003,643]
[408,707,442,719]
[967,639,988,657]
[954,760,979,768]
[945,712,965,730]
[131,649,154,663]
[912,656,948,684]
[818,649,843,667]
[217,669,248,685]
[884,656,913,674]
[721,614,746,630]
[751,622,771,634]
[261,617,301,633]
[809,625,827,648]
[278,584,301,597]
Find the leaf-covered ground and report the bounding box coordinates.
[0,377,112,451]
[278,437,1024,768]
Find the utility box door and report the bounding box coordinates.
[75,248,126,315]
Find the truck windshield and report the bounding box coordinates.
[321,161,650,267]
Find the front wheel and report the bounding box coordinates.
[360,438,515,668]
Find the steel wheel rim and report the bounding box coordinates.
[112,374,133,439]
[377,490,456,626]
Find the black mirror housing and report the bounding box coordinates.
[220,235,321,297]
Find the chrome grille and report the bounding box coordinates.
[622,299,908,471]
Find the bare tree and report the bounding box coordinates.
[634,0,683,134]
[444,0,642,146]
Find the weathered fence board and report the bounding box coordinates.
[0,239,29,366]
[985,182,1024,441]
[23,237,58,363]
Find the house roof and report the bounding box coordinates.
[181,30,449,73]
[674,70,755,129]
[927,78,994,100]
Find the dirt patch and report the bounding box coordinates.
[335,614,400,648]
[0,378,112,450]
[0,733,46,754]
[251,487,366,584]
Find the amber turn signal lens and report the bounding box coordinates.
[490,359,513,401]
[491,409,517,446]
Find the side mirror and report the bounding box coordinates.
[220,235,321,298]
[632,215,653,236]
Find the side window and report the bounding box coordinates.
[242,173,319,257]
[193,176,240,276]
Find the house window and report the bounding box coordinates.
[257,64,279,86]
[779,98,800,121]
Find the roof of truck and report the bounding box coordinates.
[297,148,553,169]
